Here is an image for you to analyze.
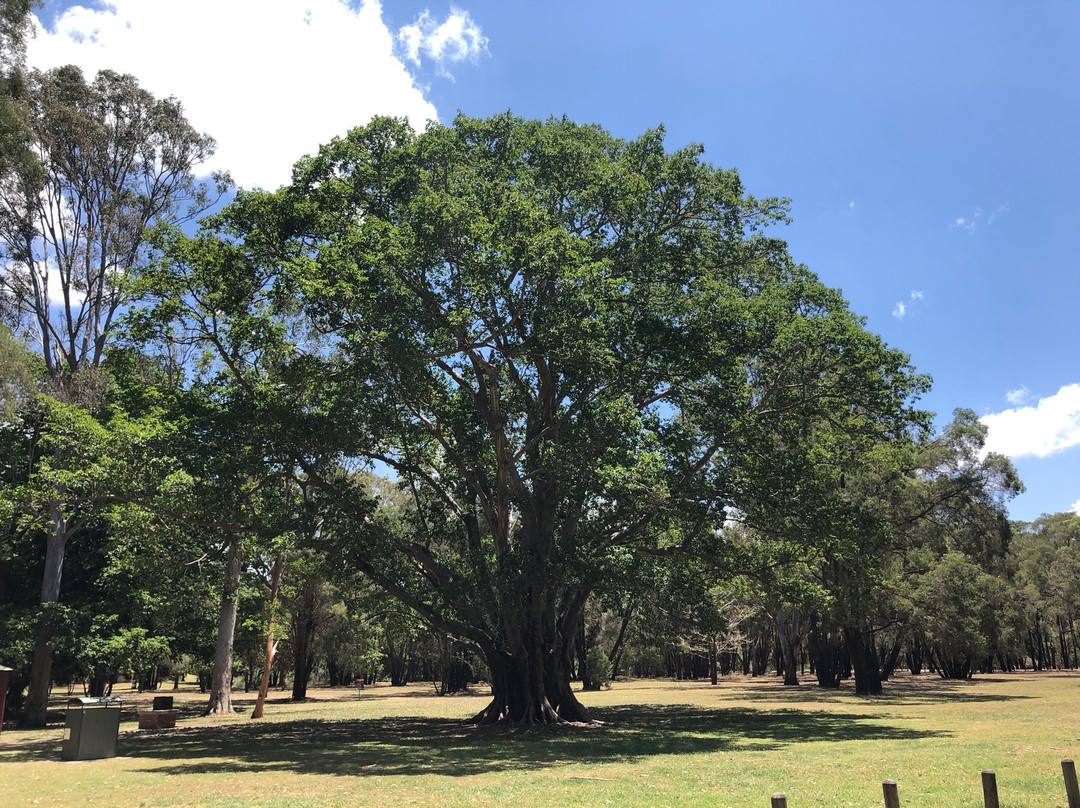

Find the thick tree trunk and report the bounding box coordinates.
[204,537,242,716]
[21,621,56,728]
[251,553,283,719]
[291,573,323,700]
[471,590,594,726]
[810,621,845,688]
[384,636,410,687]
[473,646,592,725]
[19,504,69,728]
[846,626,883,696]
[774,607,804,686]
[291,613,316,700]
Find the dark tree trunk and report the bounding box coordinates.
[327,656,342,688]
[774,607,805,686]
[385,636,410,687]
[846,626,883,696]
[810,619,845,688]
[291,598,318,700]
[21,618,57,727]
[752,634,771,676]
[607,597,636,678]
[290,627,316,700]
[720,650,735,676]
[435,636,473,695]
[473,645,591,725]
[907,635,925,675]
[19,503,69,728]
[1057,617,1071,669]
[205,537,243,716]
[878,635,903,681]
[930,647,973,679]
[471,586,593,725]
[576,618,600,691]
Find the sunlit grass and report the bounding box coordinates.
[1,671,1077,807]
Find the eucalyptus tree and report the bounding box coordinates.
[0,320,34,416]
[0,0,35,73]
[141,113,926,725]
[125,210,326,716]
[0,66,227,375]
[812,409,1022,693]
[0,64,226,726]
[1009,513,1080,670]
[912,551,1009,678]
[0,0,37,171]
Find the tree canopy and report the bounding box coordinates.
[0,63,226,727]
[136,113,929,724]
[4,107,1060,730]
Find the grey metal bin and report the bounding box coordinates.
[62,697,122,761]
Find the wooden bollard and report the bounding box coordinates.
[882,779,901,808]
[770,794,788,808]
[981,769,1000,808]
[1064,758,1080,808]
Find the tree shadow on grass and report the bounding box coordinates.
[0,704,947,776]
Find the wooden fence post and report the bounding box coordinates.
[1063,758,1080,808]
[770,794,788,808]
[882,779,901,808]
[981,769,1000,808]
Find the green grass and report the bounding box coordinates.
[1,672,1077,807]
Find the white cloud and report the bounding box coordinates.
[27,0,453,190]
[982,384,1080,459]
[950,203,1009,233]
[950,207,983,233]
[396,6,488,79]
[988,202,1010,225]
[1072,498,1080,517]
[892,289,923,320]
[1005,386,1031,406]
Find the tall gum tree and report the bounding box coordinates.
[816,409,1021,694]
[144,114,926,725]
[0,65,225,727]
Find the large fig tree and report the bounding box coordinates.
[140,113,925,725]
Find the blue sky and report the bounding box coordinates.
[28,1,1080,520]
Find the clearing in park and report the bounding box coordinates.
[0,672,1077,807]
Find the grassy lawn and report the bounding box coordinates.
[1,671,1077,807]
